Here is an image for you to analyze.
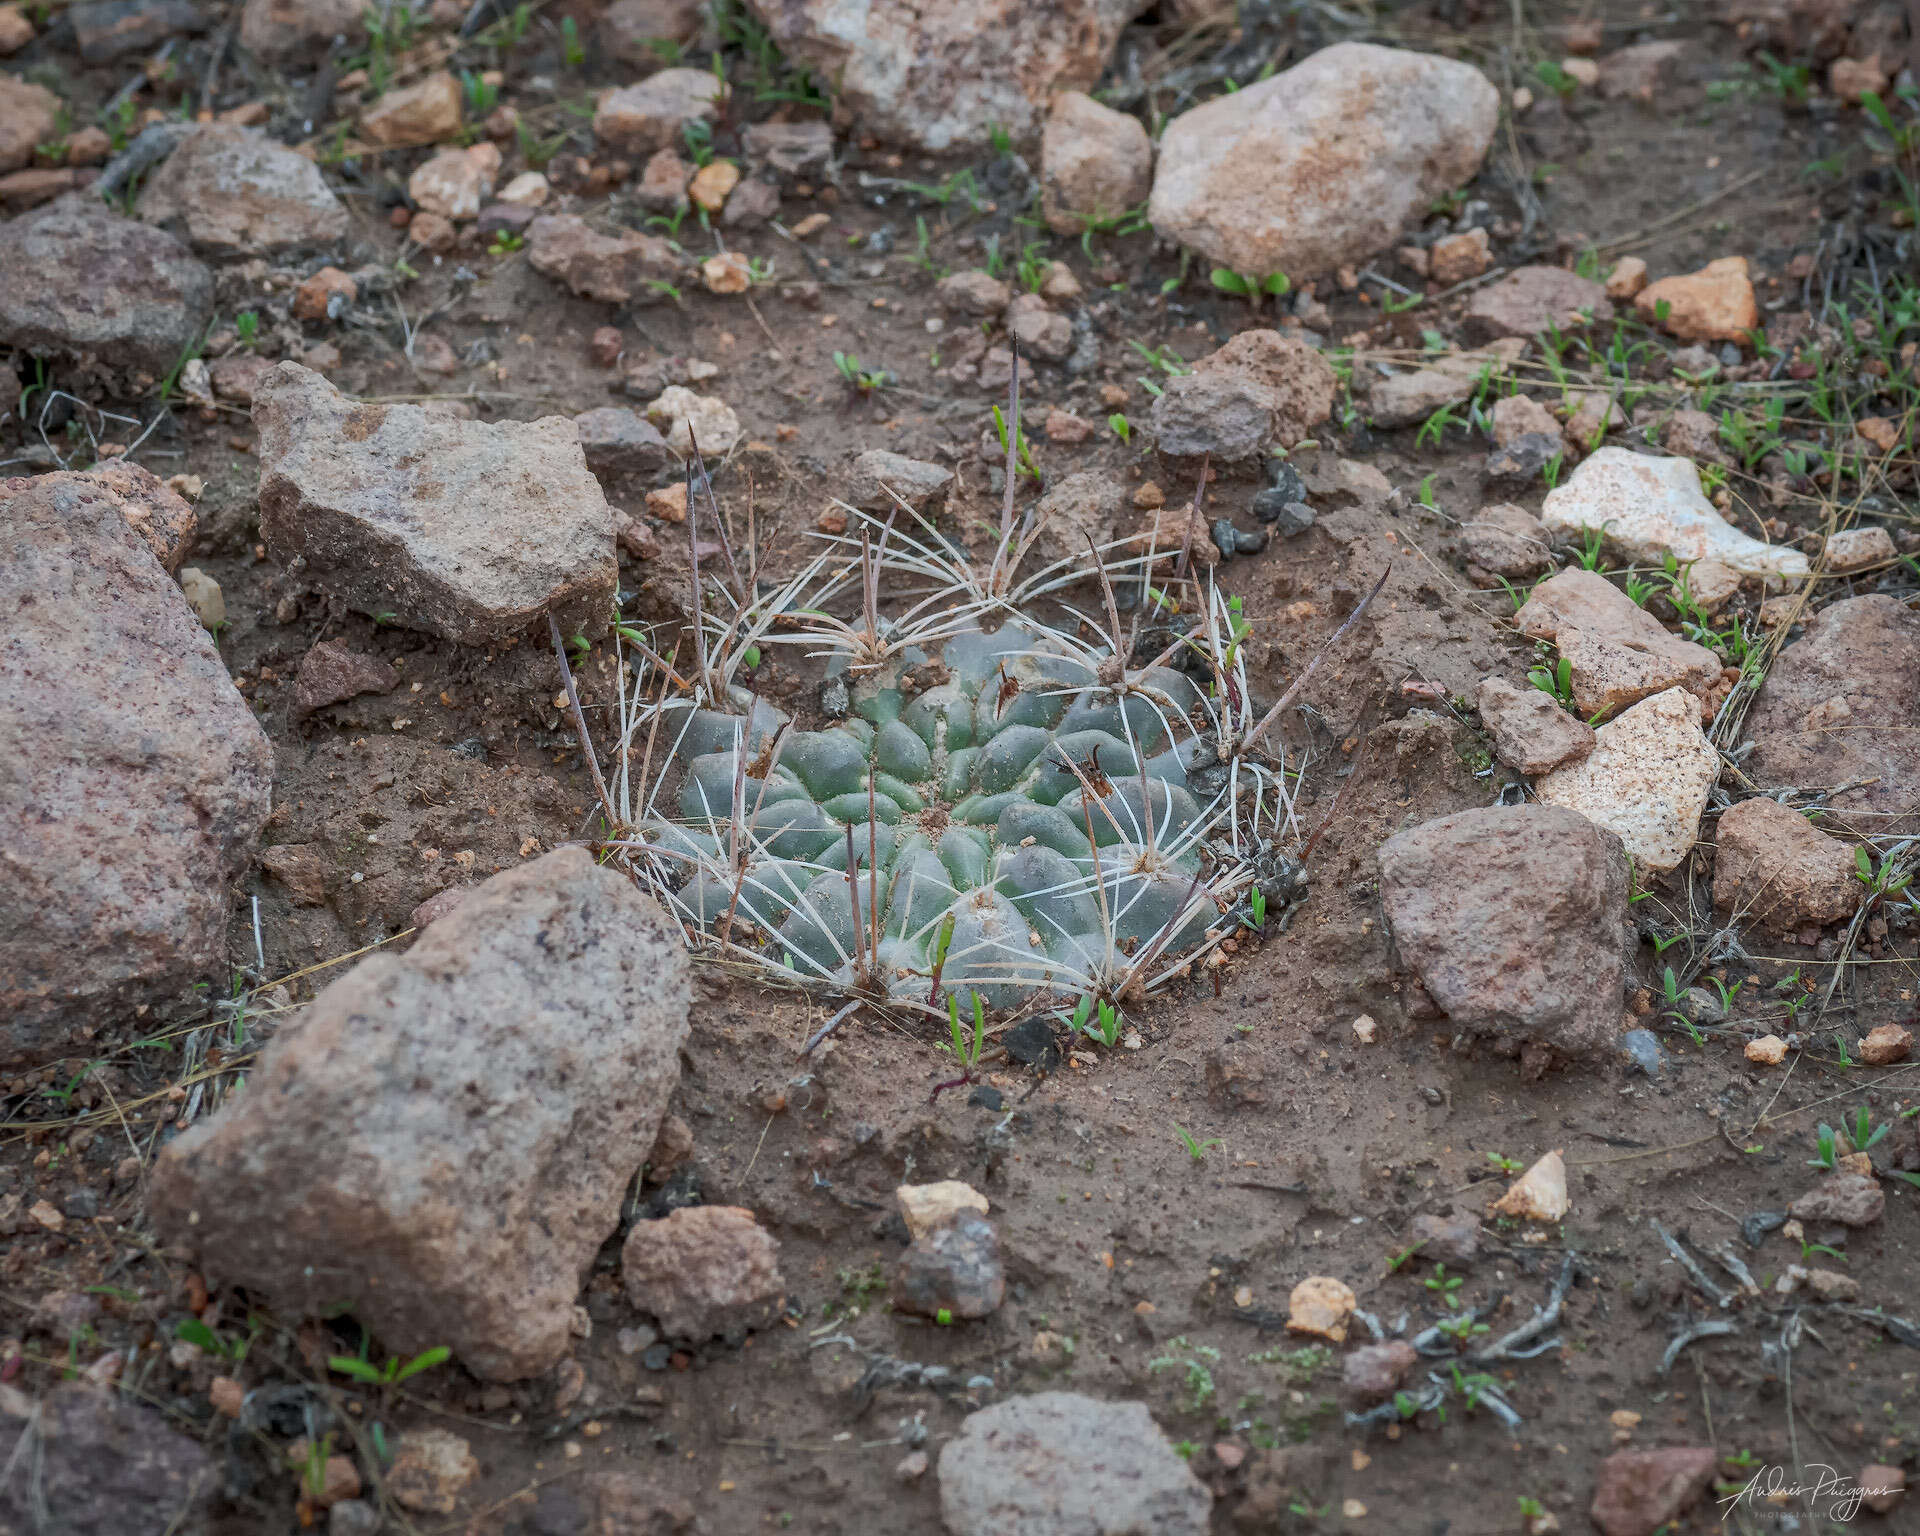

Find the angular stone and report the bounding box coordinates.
[1536,688,1719,873]
[1429,226,1491,285]
[1636,257,1760,345]
[1286,1275,1356,1342]
[291,639,394,719]
[896,1181,989,1242]
[938,268,1011,316]
[1744,596,1920,837]
[242,0,360,63]
[741,120,834,177]
[1006,292,1072,362]
[1377,804,1632,1058]
[70,0,205,63]
[1824,525,1895,573]
[528,213,683,304]
[0,76,60,172]
[1590,1447,1717,1536]
[1409,1211,1479,1268]
[210,352,274,405]
[1150,43,1497,280]
[1368,365,1475,428]
[0,195,213,381]
[1461,502,1551,579]
[600,0,706,64]
[892,1211,1006,1320]
[136,124,349,255]
[260,844,331,905]
[360,71,462,148]
[1789,1172,1884,1227]
[409,143,499,222]
[1598,40,1684,101]
[1476,677,1595,775]
[574,406,673,479]
[755,0,1148,152]
[1149,329,1335,465]
[1465,265,1613,340]
[939,1393,1211,1536]
[1491,393,1561,446]
[0,166,86,212]
[150,849,691,1382]
[643,385,740,457]
[1861,1023,1912,1066]
[1516,568,1720,718]
[1041,90,1152,234]
[387,1428,479,1515]
[1489,1149,1569,1222]
[1712,796,1859,935]
[1,476,272,1066]
[1541,448,1807,581]
[1341,1341,1418,1403]
[622,1205,785,1341]
[594,69,726,155]
[254,362,615,645]
[0,1383,217,1533]
[846,449,953,515]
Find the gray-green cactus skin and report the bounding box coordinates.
[649,621,1221,1005]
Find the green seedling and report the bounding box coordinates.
[1418,473,1438,509]
[175,1317,252,1363]
[1534,59,1578,97]
[1245,886,1267,931]
[234,310,259,348]
[1016,242,1051,295]
[833,351,888,397]
[328,1344,451,1388]
[1845,1106,1889,1155]
[1527,655,1576,712]
[1175,1125,1222,1163]
[1209,268,1292,310]
[460,70,498,117]
[1148,1337,1221,1409]
[1423,1263,1465,1309]
[560,15,584,68]
[991,403,1042,482]
[488,231,524,256]
[1808,1123,1839,1171]
[1065,993,1122,1047]
[1484,1151,1523,1175]
[1108,412,1131,445]
[1126,339,1190,376]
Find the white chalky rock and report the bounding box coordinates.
[1489,1149,1569,1222]
[1540,447,1810,581]
[1535,687,1718,872]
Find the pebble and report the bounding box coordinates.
[1745,1034,1788,1065]
[1861,1024,1912,1066]
[1286,1275,1356,1342]
[892,1211,1005,1320]
[1489,1149,1569,1222]
[896,1181,989,1243]
[1635,256,1759,344]
[1619,1029,1665,1076]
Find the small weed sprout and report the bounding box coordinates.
[1108,412,1132,445]
[1209,268,1292,311]
[833,351,889,398]
[1149,1337,1221,1410]
[1175,1125,1223,1163]
[328,1343,452,1388]
[1064,993,1122,1047]
[1807,1123,1839,1170]
[1423,1263,1465,1309]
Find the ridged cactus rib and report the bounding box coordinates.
[650,619,1223,1005]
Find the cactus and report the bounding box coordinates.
[643,617,1225,1008]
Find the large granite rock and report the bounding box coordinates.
[137,123,349,255]
[1,475,271,1065]
[254,362,617,644]
[0,195,213,383]
[1149,43,1498,279]
[149,849,692,1383]
[747,0,1150,151]
[1378,804,1632,1060]
[1743,595,1920,836]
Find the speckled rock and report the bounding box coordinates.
[0,195,213,382]
[136,124,348,255]
[254,362,616,644]
[1541,447,1808,581]
[1516,568,1720,718]
[1712,796,1859,935]
[150,849,692,1382]
[1150,43,1497,280]
[1149,329,1336,466]
[1475,677,1595,775]
[1378,804,1632,1058]
[938,1393,1212,1536]
[1,475,272,1066]
[1041,90,1153,234]
[1536,688,1720,872]
[622,1205,786,1340]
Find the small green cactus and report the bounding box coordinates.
[648,619,1219,1006]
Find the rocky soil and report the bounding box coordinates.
[2,1,1919,1533]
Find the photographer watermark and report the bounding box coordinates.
[1718,1463,1905,1523]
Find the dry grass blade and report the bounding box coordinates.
[547,613,616,831]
